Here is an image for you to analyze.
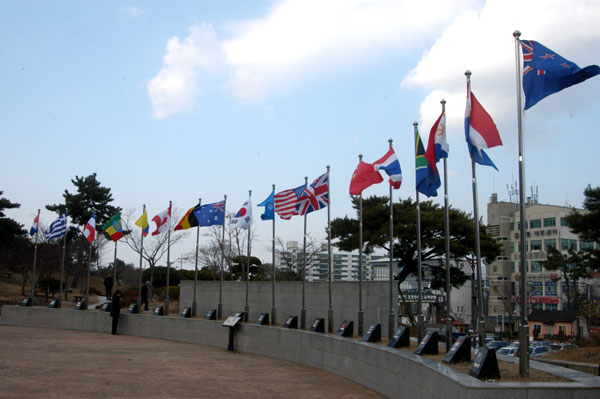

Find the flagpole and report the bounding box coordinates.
[218,195,226,319]
[271,184,277,325]
[30,209,40,301]
[137,205,145,313]
[413,122,424,342]
[165,201,172,315]
[358,155,364,337]
[441,99,453,351]
[112,240,118,299]
[58,213,68,306]
[245,190,252,321]
[85,210,94,309]
[387,140,396,339]
[465,70,486,348]
[193,199,201,317]
[301,177,308,330]
[513,30,530,376]
[327,165,333,333]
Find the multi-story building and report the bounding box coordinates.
[486,192,599,333]
[275,241,383,282]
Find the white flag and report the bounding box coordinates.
[230,197,252,230]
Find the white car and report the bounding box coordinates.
[496,347,518,356]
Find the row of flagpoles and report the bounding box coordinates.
[27,33,598,375]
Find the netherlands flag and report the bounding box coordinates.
[29,214,39,237]
[464,82,502,170]
[373,148,402,189]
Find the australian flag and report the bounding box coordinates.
[296,172,329,216]
[522,40,600,110]
[194,201,225,226]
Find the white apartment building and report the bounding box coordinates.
[486,193,600,332]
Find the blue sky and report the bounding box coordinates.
[2,0,599,267]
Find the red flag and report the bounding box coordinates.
[349,161,383,195]
[83,213,96,243]
[152,203,172,236]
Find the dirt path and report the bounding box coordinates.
[0,325,382,399]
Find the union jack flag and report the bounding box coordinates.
[274,184,307,220]
[296,172,329,216]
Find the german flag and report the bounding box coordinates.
[102,212,124,241]
[174,204,201,231]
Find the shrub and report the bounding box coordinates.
[153,286,179,301]
[89,287,102,296]
[121,289,138,306]
[38,276,60,292]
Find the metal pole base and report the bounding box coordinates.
[217,303,223,319]
[519,325,530,376]
[358,310,364,336]
[244,305,249,322]
[136,299,142,313]
[192,301,197,317]
[270,307,277,325]
[328,308,334,333]
[417,315,425,342]
[388,313,395,339]
[445,321,452,353]
[165,299,169,316]
[301,308,306,329]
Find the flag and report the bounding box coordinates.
[135,210,150,237]
[231,197,252,230]
[297,172,329,216]
[151,204,172,236]
[45,213,67,241]
[102,212,123,242]
[415,130,439,197]
[274,184,306,220]
[174,204,201,231]
[193,201,225,226]
[349,161,383,195]
[465,82,502,170]
[257,190,275,221]
[425,109,448,164]
[83,212,96,243]
[521,40,600,110]
[29,214,39,237]
[374,148,402,189]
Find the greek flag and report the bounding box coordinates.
[46,214,68,241]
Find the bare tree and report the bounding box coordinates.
[121,208,187,286]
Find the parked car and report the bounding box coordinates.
[528,345,550,357]
[496,347,518,356]
[486,341,511,350]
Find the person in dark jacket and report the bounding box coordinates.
[104,276,113,300]
[141,281,150,311]
[110,290,122,335]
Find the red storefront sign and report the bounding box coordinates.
[515,296,559,304]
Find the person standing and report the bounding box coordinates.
[110,290,122,335]
[104,275,113,300]
[141,281,150,311]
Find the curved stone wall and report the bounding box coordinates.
[2,306,599,398]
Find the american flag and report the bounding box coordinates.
[274,184,307,220]
[297,172,329,216]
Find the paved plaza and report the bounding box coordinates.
[0,325,382,398]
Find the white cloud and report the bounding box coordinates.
[148,0,480,115]
[148,24,225,118]
[403,0,600,141]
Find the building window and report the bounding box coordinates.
[510,222,514,231]
[544,239,556,250]
[560,217,569,227]
[511,262,515,273]
[558,325,567,335]
[561,239,577,251]
[530,219,541,228]
[543,217,556,227]
[545,304,557,311]
[532,303,543,310]
[510,242,515,253]
[580,240,594,250]
[531,261,542,272]
[530,240,542,251]
[534,324,542,334]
